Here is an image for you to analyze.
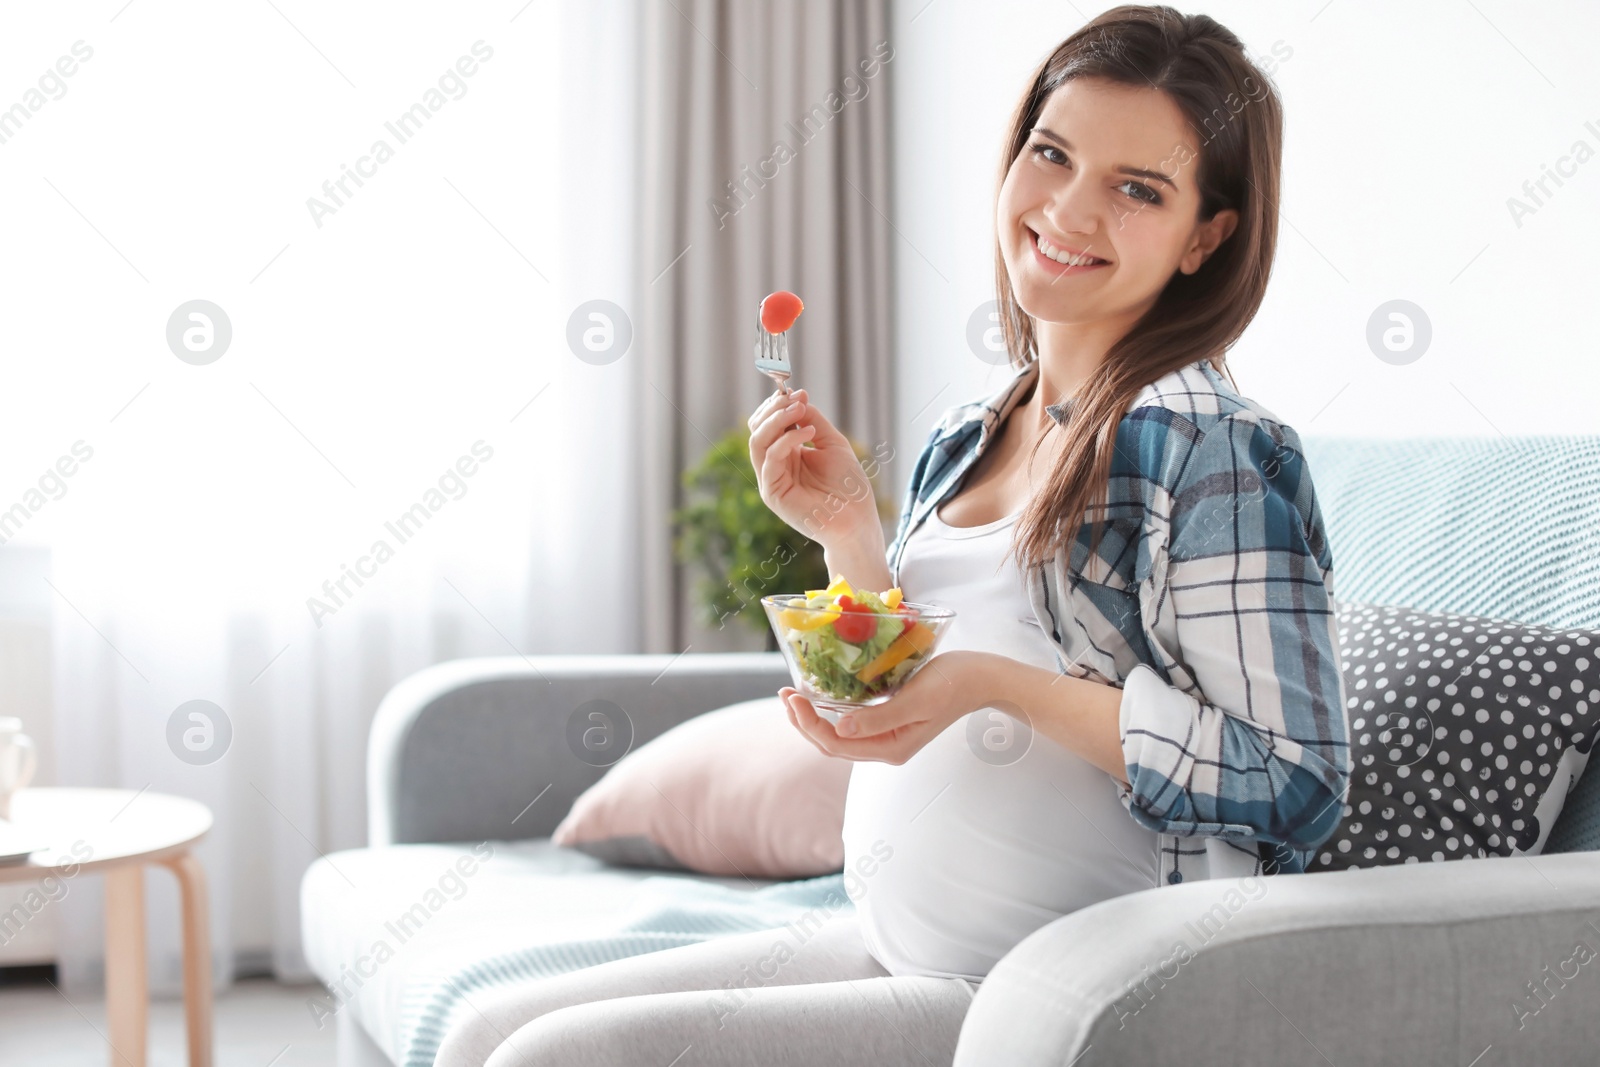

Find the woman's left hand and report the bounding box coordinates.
[780,650,993,765]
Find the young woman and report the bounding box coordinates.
[438,7,1350,1066]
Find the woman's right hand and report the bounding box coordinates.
[748,388,878,547]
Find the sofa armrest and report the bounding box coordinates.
[366,652,791,846]
[954,850,1600,1067]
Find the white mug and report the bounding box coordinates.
[0,717,38,821]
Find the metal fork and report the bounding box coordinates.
[754,312,794,397]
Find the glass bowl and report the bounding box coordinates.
[761,594,956,723]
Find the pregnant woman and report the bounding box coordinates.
[437,7,1349,1065]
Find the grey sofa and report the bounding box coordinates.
[302,435,1600,1066]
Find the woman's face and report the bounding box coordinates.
[996,76,1238,329]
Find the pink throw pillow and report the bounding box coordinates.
[551,695,851,879]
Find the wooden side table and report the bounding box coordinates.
[0,787,214,1067]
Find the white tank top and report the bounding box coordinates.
[840,501,1162,980]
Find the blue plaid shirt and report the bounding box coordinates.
[885,358,1350,886]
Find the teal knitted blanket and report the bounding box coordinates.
[397,872,852,1067]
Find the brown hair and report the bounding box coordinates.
[1000,4,1282,570]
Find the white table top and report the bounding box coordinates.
[0,787,212,883]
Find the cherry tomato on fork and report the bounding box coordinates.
[760,290,804,333]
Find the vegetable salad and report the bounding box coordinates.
[775,575,938,703]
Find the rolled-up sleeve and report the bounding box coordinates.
[1117,412,1350,854]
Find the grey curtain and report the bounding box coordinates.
[632,0,896,653]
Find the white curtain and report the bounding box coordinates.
[0,1,641,993]
[630,0,897,652]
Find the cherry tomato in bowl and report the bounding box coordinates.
[830,595,879,644]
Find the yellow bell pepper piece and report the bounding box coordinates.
[779,606,840,631]
[802,576,861,602]
[881,587,903,610]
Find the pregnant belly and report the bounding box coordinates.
[840,707,1161,980]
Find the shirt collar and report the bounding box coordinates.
[940,356,1221,444]
[961,361,1072,442]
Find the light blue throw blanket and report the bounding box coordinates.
[397,872,852,1067]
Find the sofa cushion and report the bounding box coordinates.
[300,839,776,1064]
[1547,757,1600,852]
[1314,602,1598,870]
[551,695,852,878]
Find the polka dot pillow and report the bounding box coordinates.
[1316,602,1599,871]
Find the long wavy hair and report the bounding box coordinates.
[1002,5,1282,570]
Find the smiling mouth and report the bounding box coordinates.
[1029,227,1108,267]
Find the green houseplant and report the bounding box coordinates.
[673,425,896,648]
